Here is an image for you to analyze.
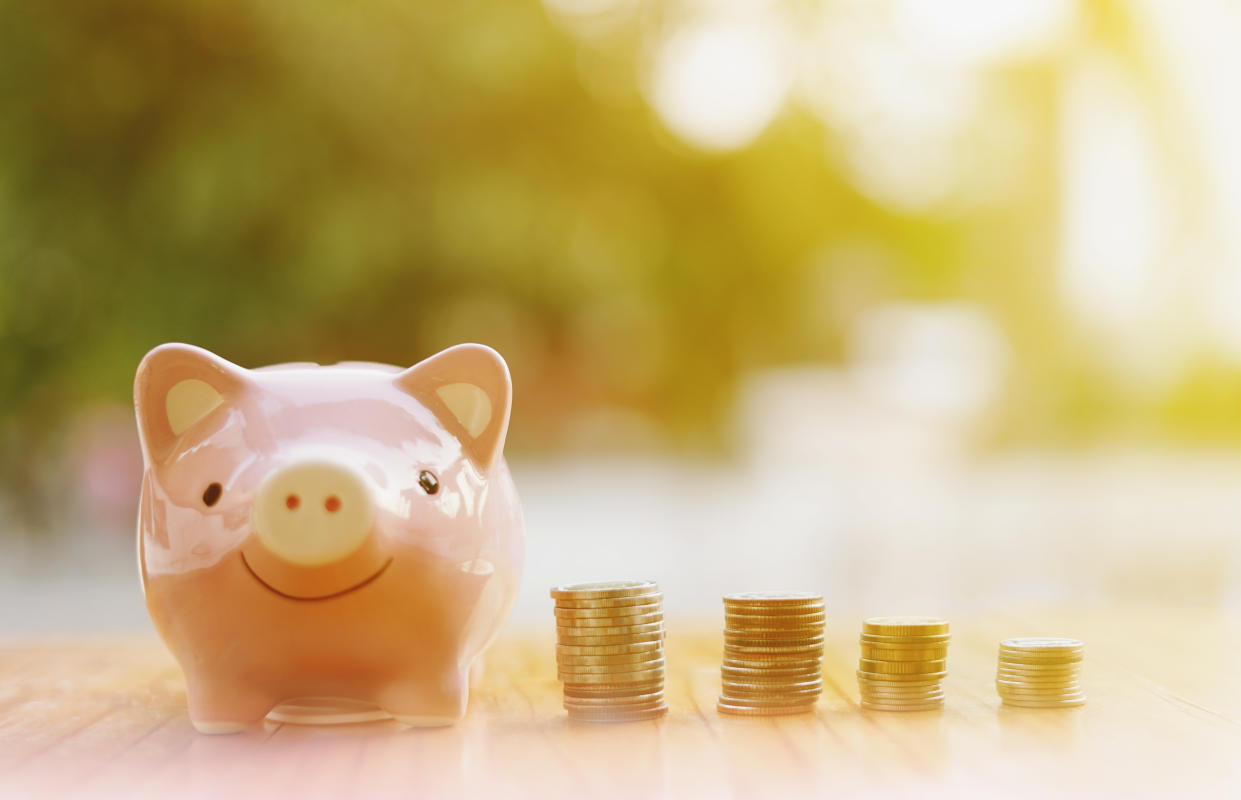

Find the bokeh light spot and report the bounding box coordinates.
[649,20,792,152]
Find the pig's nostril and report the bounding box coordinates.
[324,495,342,513]
[285,494,300,510]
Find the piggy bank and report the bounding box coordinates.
[133,342,523,733]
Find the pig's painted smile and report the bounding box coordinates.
[240,551,394,601]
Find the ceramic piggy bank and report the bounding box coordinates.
[133,342,523,733]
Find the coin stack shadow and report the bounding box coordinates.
[856,616,950,711]
[717,592,826,717]
[550,580,668,722]
[996,637,1085,708]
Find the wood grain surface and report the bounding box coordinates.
[2,607,1239,798]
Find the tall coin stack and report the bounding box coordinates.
[550,580,668,722]
[717,592,826,717]
[996,637,1085,708]
[857,616,950,711]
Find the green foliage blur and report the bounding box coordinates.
[1,0,1240,525]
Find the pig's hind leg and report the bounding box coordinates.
[379,669,470,727]
[185,678,277,734]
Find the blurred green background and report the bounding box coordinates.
[3,0,1241,532]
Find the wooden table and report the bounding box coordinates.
[3,607,1239,798]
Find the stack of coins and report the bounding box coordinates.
[996,637,1085,708]
[717,592,825,717]
[857,616,950,711]
[550,580,668,722]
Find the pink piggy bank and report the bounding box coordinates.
[133,342,523,733]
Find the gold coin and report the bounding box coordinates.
[726,616,826,631]
[997,684,1084,696]
[727,605,825,614]
[857,681,943,694]
[565,696,665,711]
[553,592,663,609]
[723,678,823,693]
[557,621,665,638]
[717,701,816,716]
[721,676,822,687]
[992,674,1082,684]
[557,640,662,656]
[554,601,662,619]
[1000,637,1083,652]
[725,632,824,644]
[561,665,665,683]
[724,640,825,654]
[565,702,667,717]
[566,703,667,718]
[726,608,826,619]
[856,669,947,682]
[562,690,663,706]
[860,632,951,645]
[724,620,819,632]
[567,705,668,722]
[998,644,1083,658]
[563,682,664,698]
[858,658,947,674]
[718,693,821,708]
[860,644,948,660]
[858,684,943,699]
[564,693,665,708]
[860,679,946,692]
[723,678,823,691]
[863,616,949,636]
[558,659,665,674]
[721,660,822,673]
[995,663,1081,676]
[997,682,1081,694]
[861,650,948,664]
[723,608,825,620]
[997,656,1083,670]
[860,680,946,693]
[724,691,824,704]
[725,639,824,654]
[724,658,822,672]
[861,700,944,712]
[558,657,665,675]
[996,657,1081,668]
[1001,696,1086,708]
[558,631,665,647]
[861,677,946,688]
[557,649,667,666]
[724,690,823,704]
[860,639,949,649]
[724,591,823,604]
[556,611,664,628]
[998,654,1084,666]
[721,668,822,683]
[551,580,658,600]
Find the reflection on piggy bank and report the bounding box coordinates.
[133,343,523,733]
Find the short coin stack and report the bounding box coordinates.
[550,580,668,722]
[857,616,950,711]
[718,591,825,717]
[996,637,1085,708]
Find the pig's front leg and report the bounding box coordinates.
[379,668,470,727]
[185,676,277,734]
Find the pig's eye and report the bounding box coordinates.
[202,482,223,507]
[418,470,439,495]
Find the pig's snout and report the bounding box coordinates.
[253,460,375,566]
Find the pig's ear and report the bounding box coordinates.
[134,343,247,464]
[395,344,512,469]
